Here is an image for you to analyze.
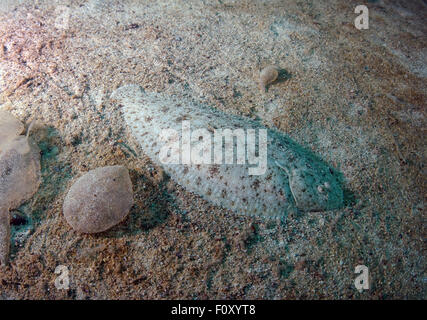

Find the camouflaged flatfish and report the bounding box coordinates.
[112,85,343,219]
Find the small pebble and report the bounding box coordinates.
[63,166,134,233]
[259,65,279,92]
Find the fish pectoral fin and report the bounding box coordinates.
[275,160,299,206]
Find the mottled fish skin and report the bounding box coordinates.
[112,85,344,218]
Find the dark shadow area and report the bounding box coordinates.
[31,126,72,221]
[277,68,292,83]
[99,168,171,238]
[343,188,356,207]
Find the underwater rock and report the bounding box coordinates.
[0,135,41,211]
[63,166,133,233]
[0,111,41,265]
[0,110,24,144]
[112,85,344,219]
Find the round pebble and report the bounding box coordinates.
[259,65,279,92]
[63,166,133,233]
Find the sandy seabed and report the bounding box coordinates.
[0,0,425,299]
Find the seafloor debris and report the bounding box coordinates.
[63,166,134,233]
[0,206,10,266]
[112,85,344,219]
[259,65,279,92]
[0,110,41,265]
